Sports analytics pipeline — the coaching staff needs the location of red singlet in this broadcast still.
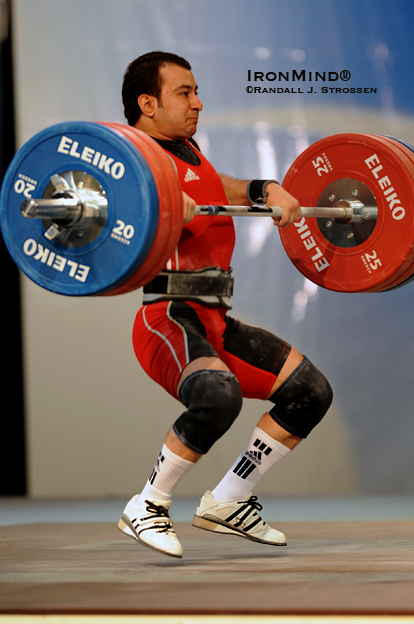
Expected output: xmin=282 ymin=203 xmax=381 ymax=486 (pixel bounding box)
xmin=163 ymin=141 xmax=235 ymax=271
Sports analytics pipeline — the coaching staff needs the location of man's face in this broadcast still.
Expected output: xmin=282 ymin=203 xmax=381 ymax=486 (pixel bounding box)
xmin=150 ymin=63 xmax=203 ymax=140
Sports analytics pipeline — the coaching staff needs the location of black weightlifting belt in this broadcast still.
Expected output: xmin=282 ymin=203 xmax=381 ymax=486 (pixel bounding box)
xmin=142 ymin=267 xmax=234 ymax=309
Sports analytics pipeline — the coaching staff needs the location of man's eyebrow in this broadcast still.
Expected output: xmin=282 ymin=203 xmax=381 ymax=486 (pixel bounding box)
xmin=174 ymin=83 xmax=198 ymax=91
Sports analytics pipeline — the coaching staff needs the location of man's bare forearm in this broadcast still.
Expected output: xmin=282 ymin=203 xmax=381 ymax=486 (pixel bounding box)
xmin=218 ymin=174 xmax=251 ymax=205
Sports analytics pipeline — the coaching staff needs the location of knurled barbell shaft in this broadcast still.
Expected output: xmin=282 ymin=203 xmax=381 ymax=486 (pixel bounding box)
xmin=20 ymin=197 xmax=377 ymax=222
xmin=195 ymin=205 xmax=358 ymax=218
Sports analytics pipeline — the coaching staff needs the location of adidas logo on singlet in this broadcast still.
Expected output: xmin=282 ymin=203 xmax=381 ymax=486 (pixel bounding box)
xmin=184 ymin=168 xmax=200 ymax=182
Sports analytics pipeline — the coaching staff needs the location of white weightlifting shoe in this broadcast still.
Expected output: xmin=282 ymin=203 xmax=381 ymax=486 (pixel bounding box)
xmin=118 ymin=495 xmax=183 ymax=558
xmin=192 ymin=491 xmax=286 ymax=546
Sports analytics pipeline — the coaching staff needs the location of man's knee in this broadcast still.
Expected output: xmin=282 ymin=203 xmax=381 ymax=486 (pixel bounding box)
xmin=268 ymin=357 xmax=333 ymax=438
xmin=174 ymin=369 xmax=243 ymax=454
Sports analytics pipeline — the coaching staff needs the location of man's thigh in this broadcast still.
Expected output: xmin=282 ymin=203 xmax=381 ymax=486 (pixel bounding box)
xmin=221 ymin=316 xmax=295 ymax=400
xmin=133 ymin=301 xmax=220 ymax=398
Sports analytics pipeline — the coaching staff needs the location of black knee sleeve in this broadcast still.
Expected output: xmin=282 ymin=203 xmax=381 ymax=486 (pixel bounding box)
xmin=174 ymin=369 xmax=243 ymax=454
xmin=268 ymin=357 xmax=333 ymax=438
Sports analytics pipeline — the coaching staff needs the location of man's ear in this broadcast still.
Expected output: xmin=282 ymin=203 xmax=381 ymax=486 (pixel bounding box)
xmin=138 ymin=94 xmax=157 ymax=118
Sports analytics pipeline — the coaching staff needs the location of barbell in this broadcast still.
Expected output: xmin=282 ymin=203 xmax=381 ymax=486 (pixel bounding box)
xmin=1 ymin=121 xmax=414 ymax=296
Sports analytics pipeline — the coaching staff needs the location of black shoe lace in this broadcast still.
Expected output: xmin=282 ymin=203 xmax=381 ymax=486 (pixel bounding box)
xmin=142 ymin=500 xmax=174 ymax=534
xmin=236 ymin=495 xmax=266 ymax=527
xmin=240 ymin=495 xmax=263 ymax=512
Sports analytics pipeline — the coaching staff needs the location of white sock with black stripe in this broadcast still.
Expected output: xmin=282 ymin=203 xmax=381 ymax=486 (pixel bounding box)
xmin=211 ymin=427 xmax=291 ymax=503
xmin=137 ymin=444 xmax=194 ymax=503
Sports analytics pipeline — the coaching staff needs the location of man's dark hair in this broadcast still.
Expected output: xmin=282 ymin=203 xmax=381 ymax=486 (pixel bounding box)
xmin=122 ymin=51 xmax=192 ymax=126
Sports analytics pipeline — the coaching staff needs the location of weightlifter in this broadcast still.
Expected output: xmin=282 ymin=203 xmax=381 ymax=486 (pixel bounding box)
xmin=118 ymin=51 xmax=333 ymax=558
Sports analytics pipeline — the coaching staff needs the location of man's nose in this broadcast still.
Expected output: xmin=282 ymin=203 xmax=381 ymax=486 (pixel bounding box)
xmin=191 ymin=94 xmax=203 ymax=110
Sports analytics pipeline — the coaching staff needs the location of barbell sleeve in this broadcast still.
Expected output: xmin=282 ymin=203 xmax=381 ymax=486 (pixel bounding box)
xmin=21 ymin=197 xmax=81 ymax=222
